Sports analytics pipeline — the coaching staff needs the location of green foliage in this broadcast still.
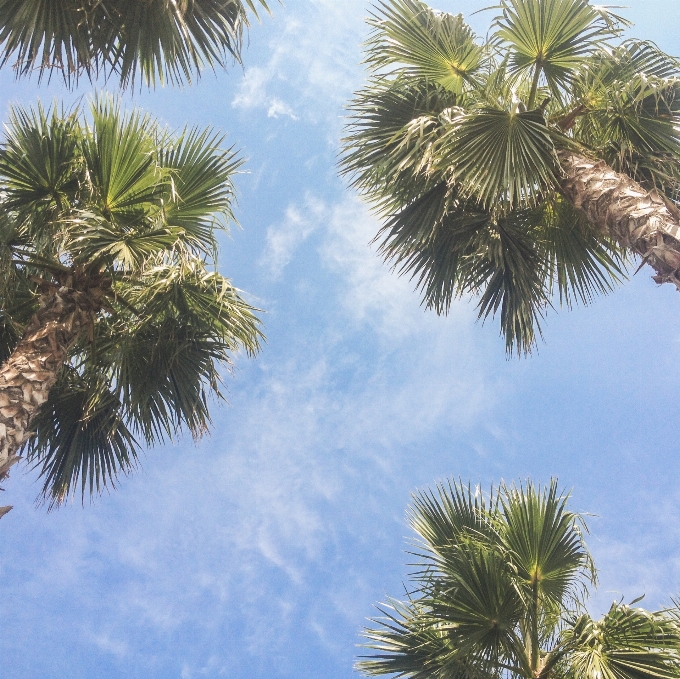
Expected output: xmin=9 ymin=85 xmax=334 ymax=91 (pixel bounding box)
xmin=341 ymin=0 xmax=680 ymax=354
xmin=365 ymin=0 xmax=484 ymax=94
xmin=0 ymin=97 xmax=263 ymax=506
xmin=0 ymin=0 xmax=271 ymax=88
xmin=358 ymin=480 xmax=680 ymax=679
xmin=491 ymin=0 xmax=628 ymax=106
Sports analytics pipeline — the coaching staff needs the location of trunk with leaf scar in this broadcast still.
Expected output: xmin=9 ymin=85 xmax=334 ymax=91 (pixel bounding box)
xmin=0 ymin=273 xmax=107 ymax=517
xmin=559 ymin=151 xmax=680 ymax=289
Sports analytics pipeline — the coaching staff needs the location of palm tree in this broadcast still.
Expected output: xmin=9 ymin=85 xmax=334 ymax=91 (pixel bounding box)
xmin=0 ymin=0 xmax=271 ymax=87
xmin=341 ymin=0 xmax=680 ymax=353
xmin=359 ymin=479 xmax=680 ymax=679
xmin=0 ymin=96 xmax=263 ymax=516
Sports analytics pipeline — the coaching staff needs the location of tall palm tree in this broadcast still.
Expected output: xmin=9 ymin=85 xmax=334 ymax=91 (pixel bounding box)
xmin=0 ymin=0 xmax=271 ymax=87
xmin=342 ymin=0 xmax=680 ymax=353
xmin=0 ymin=97 xmax=263 ymax=516
xmin=359 ymin=479 xmax=680 ymax=679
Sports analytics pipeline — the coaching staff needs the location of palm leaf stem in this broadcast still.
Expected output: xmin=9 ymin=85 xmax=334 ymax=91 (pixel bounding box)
xmin=528 ymin=63 xmax=542 ymax=111
xmin=531 ymin=578 xmax=540 ymax=673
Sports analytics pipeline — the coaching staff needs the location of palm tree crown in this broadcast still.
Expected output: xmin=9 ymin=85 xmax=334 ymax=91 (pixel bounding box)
xmin=0 ymin=97 xmax=263 ymax=507
xmin=0 ymin=0 xmax=271 ymax=87
xmin=359 ymin=479 xmax=680 ymax=679
xmin=341 ymin=0 xmax=680 ymax=353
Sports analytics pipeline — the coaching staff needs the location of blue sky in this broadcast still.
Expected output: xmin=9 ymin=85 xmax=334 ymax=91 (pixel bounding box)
xmin=2 ymin=1 xmax=680 ymax=677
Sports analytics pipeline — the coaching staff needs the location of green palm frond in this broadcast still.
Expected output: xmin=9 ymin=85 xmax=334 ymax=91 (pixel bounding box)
xmin=465 ymin=211 xmax=549 ymax=354
xmin=539 ymin=199 xmax=627 ymax=307
xmin=359 ymin=553 xmax=526 ymax=678
xmin=437 ymin=107 xmax=561 ymax=209
xmin=365 ymin=0 xmax=485 ymax=94
xmin=498 ymin=480 xmax=595 ymax=610
xmin=82 ymin=96 xmax=164 ymax=218
xmin=100 ymin=256 xmax=262 ymax=445
xmin=369 ymin=185 xmax=547 ymax=354
xmin=65 ymin=213 xmax=191 ymax=269
xmin=408 ymin=480 xmax=496 ymax=557
xmin=159 ymin=126 xmax=243 ymax=244
xmin=0 ymin=103 xmax=81 ymax=240
xmin=565 ymin=604 xmax=680 ymax=679
xmin=0 ymin=0 xmax=272 ymax=88
xmin=26 ymin=366 xmax=140 ymax=508
xmin=112 ymin=318 xmax=227 ymax=444
xmin=359 ymin=597 xmax=487 ymax=679
xmin=342 ymin=75 xmax=457 ymax=213
xmin=571 ymin=52 xmax=680 ymax=197
xmin=491 ymin=0 xmax=629 ymax=106
xmin=574 ymin=41 xmax=680 ymax=91
xmin=126 ymin=255 xmax=263 ymax=354
xmin=370 ymin=184 xmax=624 ymax=354
xmin=0 ymin=0 xmax=94 ymax=82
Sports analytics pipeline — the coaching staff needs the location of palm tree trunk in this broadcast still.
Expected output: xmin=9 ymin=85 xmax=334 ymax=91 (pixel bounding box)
xmin=559 ymin=151 xmax=680 ymax=289
xmin=0 ymin=275 xmax=105 ymax=516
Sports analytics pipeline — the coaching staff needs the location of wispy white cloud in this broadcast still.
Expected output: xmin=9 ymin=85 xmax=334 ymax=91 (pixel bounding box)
xmin=231 ymin=2 xmax=367 ymax=130
xmin=259 ymin=194 xmax=326 ymax=278
xmin=231 ymin=66 xmax=270 ymax=110
xmin=267 ymin=98 xmax=298 ymax=119
xmin=231 ymin=66 xmax=299 ymax=120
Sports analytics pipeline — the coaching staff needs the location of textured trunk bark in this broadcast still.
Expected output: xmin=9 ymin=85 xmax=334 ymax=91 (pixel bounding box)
xmin=559 ymin=151 xmax=680 ymax=289
xmin=0 ymin=273 xmax=106 ymax=517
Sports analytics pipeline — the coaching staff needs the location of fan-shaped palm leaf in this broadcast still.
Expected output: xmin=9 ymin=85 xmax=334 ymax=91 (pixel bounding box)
xmin=0 ymin=0 xmax=272 ymax=87
xmin=366 ymin=0 xmax=485 ymax=94
xmin=491 ymin=0 xmax=628 ymax=107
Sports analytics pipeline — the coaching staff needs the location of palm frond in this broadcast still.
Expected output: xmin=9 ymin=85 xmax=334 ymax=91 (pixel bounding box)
xmin=101 ymin=257 xmax=262 ymax=444
xmin=365 ymin=0 xmax=485 ymax=94
xmin=565 ymin=604 xmax=680 ymax=679
xmin=126 ymin=255 xmax=263 ymax=353
xmin=539 ymin=199 xmax=627 ymax=307
xmin=572 ymin=54 xmax=680 ymax=198
xmin=0 ymin=0 xmax=272 ymax=88
xmin=437 ymin=107 xmax=561 ymax=209
xmin=82 ymin=95 xmax=164 ymax=218
xmin=26 ymin=366 xmax=140 ymax=508
xmin=408 ymin=479 xmax=496 ymax=558
xmin=0 ymin=0 xmax=95 ymax=83
xmin=491 ymin=0 xmax=629 ymax=105
xmin=110 ymin=318 xmax=227 ymax=444
xmin=0 ymin=102 xmax=81 ymax=248
xmin=359 ymin=597 xmax=488 ymax=678
xmin=107 ymin=0 xmax=272 ymax=88
xmin=159 ymin=126 xmax=243 ymax=245
xmin=342 ymin=75 xmax=457 ymax=212
xmin=498 ymin=479 xmax=596 ymax=611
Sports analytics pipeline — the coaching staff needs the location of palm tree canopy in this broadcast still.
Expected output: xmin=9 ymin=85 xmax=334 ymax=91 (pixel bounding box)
xmin=0 ymin=0 xmax=271 ymax=87
xmin=0 ymin=97 xmax=263 ymax=506
xmin=358 ymin=479 xmax=680 ymax=679
xmin=341 ymin=0 xmax=680 ymax=353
